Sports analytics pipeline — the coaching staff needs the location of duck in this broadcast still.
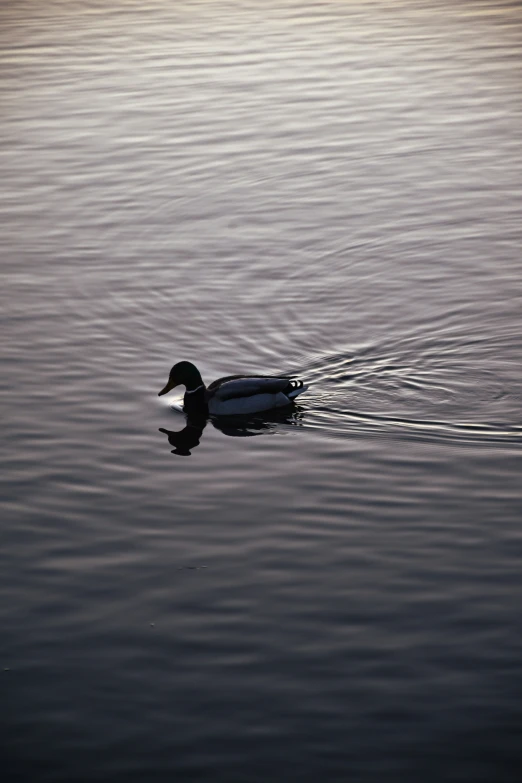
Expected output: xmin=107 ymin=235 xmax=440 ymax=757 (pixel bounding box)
xmin=158 ymin=360 xmax=308 ymax=416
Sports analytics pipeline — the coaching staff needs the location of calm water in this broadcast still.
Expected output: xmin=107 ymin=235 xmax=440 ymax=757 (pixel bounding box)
xmin=2 ymin=1 xmax=522 ymax=780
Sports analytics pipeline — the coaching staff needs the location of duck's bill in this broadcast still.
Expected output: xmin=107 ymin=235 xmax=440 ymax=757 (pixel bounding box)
xmin=158 ymin=380 xmax=177 ymax=396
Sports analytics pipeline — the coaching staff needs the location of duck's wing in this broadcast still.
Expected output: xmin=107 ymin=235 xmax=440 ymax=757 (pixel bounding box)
xmin=207 ymin=375 xmax=293 ymax=402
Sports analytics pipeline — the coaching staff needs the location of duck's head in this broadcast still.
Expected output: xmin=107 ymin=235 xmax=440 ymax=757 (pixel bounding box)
xmin=158 ymin=361 xmax=203 ymax=396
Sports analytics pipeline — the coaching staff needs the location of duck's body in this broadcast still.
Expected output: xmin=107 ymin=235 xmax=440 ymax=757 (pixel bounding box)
xmin=159 ymin=361 xmax=308 ymax=416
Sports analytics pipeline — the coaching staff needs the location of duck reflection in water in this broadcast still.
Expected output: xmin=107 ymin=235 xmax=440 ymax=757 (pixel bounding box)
xmin=159 ymin=407 xmax=305 ymax=456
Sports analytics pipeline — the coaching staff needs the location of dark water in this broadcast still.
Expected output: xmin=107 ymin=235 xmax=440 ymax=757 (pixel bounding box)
xmin=2 ymin=1 xmax=522 ymax=780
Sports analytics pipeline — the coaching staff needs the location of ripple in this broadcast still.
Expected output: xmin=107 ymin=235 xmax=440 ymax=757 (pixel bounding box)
xmin=293 ymin=336 xmax=522 ymax=446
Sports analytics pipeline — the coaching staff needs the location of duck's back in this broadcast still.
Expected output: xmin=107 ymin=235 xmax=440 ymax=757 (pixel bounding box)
xmin=208 ymin=375 xmax=292 ymax=402
xmin=205 ymin=374 xmax=306 ymax=415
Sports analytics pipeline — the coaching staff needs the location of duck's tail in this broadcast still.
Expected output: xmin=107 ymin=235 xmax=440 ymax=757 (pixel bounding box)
xmin=285 ymin=380 xmax=309 ymax=400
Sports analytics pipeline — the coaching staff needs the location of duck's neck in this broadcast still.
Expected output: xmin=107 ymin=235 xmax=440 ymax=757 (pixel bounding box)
xmin=183 ymin=384 xmax=207 ymax=415
xmin=184 ymin=381 xmax=205 ymax=394
xmin=181 ymin=365 xmax=207 ymax=414
xmin=183 ymin=367 xmax=205 ymax=393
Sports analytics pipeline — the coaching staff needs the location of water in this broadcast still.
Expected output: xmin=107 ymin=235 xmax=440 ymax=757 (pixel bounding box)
xmin=1 ymin=1 xmax=522 ymax=780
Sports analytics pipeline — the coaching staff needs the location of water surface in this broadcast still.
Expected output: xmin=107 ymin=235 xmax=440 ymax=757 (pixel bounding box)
xmin=1 ymin=1 xmax=522 ymax=781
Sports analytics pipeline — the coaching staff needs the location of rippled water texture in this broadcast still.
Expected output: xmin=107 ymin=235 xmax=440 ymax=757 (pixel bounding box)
xmin=2 ymin=1 xmax=522 ymax=781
